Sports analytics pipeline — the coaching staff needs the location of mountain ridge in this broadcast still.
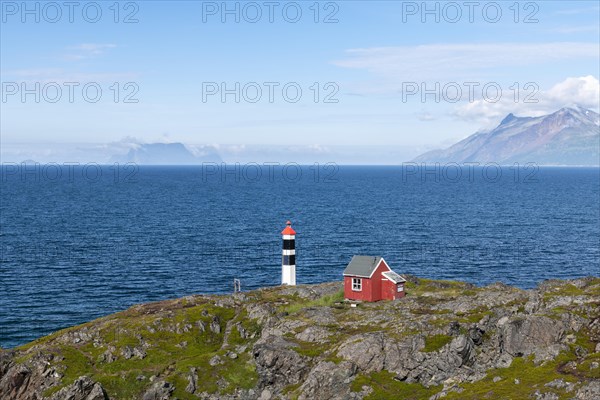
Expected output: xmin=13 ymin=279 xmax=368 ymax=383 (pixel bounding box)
xmin=414 ymin=107 xmax=600 ymax=165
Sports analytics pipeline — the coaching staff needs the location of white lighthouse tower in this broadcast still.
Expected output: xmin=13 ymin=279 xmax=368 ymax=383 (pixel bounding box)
xmin=281 ymin=220 xmax=296 ymax=285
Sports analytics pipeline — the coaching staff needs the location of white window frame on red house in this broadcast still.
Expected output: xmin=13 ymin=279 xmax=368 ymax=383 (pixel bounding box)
xmin=352 ymin=278 xmax=362 ymax=291
xmin=397 ymin=285 xmax=404 ymax=292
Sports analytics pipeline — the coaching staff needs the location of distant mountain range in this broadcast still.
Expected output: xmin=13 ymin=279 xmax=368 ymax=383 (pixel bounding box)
xmin=110 ymin=143 xmax=222 ymax=165
xmin=414 ymin=106 xmax=600 ymax=165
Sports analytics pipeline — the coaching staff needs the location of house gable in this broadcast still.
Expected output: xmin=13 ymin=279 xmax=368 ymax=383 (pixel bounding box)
xmin=343 ymin=256 xmax=391 ymax=279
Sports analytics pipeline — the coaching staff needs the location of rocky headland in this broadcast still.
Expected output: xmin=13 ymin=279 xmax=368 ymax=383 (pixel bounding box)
xmin=1 ymin=276 xmax=599 ymax=400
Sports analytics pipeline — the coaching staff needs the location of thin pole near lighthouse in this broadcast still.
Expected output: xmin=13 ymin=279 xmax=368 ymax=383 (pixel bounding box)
xmin=281 ymin=220 xmax=296 ymax=285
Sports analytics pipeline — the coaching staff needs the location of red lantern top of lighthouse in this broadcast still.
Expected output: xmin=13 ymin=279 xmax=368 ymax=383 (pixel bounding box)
xmin=281 ymin=220 xmax=296 ymax=235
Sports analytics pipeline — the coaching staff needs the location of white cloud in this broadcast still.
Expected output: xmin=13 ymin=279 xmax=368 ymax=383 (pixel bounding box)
xmin=547 ymin=75 xmax=600 ymax=106
xmin=0 ymin=68 xmax=137 ymax=84
xmin=552 ymin=25 xmax=600 ymax=34
xmin=452 ymin=76 xmax=600 ymax=126
xmin=64 ymin=43 xmax=117 ymax=61
xmin=333 ymin=42 xmax=598 ymax=82
xmin=415 ymin=111 xmax=435 ymax=121
xmin=554 ymin=6 xmax=600 ymax=15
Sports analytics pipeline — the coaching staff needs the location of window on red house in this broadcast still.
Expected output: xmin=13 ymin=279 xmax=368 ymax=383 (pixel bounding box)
xmin=352 ymin=278 xmax=362 ymax=291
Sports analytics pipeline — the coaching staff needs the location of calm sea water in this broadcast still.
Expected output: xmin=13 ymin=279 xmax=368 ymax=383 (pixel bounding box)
xmin=1 ymin=165 xmax=599 ymax=348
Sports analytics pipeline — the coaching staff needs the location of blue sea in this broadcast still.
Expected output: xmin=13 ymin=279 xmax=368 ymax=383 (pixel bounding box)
xmin=1 ymin=164 xmax=599 ymax=348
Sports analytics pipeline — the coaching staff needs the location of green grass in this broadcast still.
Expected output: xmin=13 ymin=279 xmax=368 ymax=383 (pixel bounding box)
xmin=456 ymin=307 xmax=493 ymax=324
xmin=422 ymin=334 xmax=453 ymax=353
xmin=281 ymin=290 xmax=345 ymax=314
xmin=351 ymin=370 xmax=442 ymax=399
xmin=543 ymin=284 xmax=585 ymax=299
xmin=406 ymin=278 xmax=478 ymax=297
xmin=584 ymin=279 xmax=600 ymax=296
xmin=36 ymin=301 xmax=259 ymax=399
xmin=444 ymin=354 xmax=581 ymax=400
xmin=576 ymin=353 xmax=600 ymax=379
xmin=282 ymin=382 xmax=302 ymax=400
xmin=290 ymin=339 xmax=330 ymax=358
xmin=227 ymin=309 xmax=261 ymax=347
xmin=411 ymin=308 xmax=452 ymax=315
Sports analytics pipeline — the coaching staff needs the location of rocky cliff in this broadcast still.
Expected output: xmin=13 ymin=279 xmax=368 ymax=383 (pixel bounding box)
xmin=1 ymin=276 xmax=599 ymax=400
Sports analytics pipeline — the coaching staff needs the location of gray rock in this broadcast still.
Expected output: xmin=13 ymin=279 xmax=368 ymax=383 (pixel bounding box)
xmin=296 ymin=326 xmax=331 ymax=343
xmin=337 ymin=332 xmax=386 ymax=372
xmin=337 ymin=331 xmax=478 ymax=387
xmin=49 ymin=376 xmax=108 ymax=400
xmin=236 ymin=323 xmax=248 ymax=339
xmin=142 ymin=380 xmax=174 ymax=400
xmin=533 ymin=391 xmax=558 ymax=400
xmin=0 ymin=363 xmax=31 ymax=399
xmin=98 ymin=349 xmax=116 ymax=363
xmin=253 ymin=335 xmax=308 ymax=389
xmin=245 ymin=303 xmax=276 ymax=324
xmin=448 ymin=321 xmax=461 ymax=336
xmin=495 ymin=353 xmax=513 ymax=369
xmin=210 ymin=316 xmax=222 ymax=334
xmin=544 ymin=378 xmax=575 ymax=393
xmin=209 ymin=355 xmax=223 ymax=366
xmin=499 ymin=316 xmax=566 ymax=361
xmin=121 ymin=346 xmax=134 ymax=359
xmin=186 ymin=367 xmax=197 ymax=393
xmin=301 ymin=307 xmax=338 ymax=325
xmin=575 ymin=380 xmax=600 ymax=400
xmin=468 ymin=327 xmax=484 ymax=346
xmin=258 ymin=388 xmax=272 ymax=400
xmin=133 ymin=347 xmax=147 ymax=359
xmin=449 ymin=335 xmax=475 ymax=367
xmin=298 ymin=361 xmax=357 ymax=400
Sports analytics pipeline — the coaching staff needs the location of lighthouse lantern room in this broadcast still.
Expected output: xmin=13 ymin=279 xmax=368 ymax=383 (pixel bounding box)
xmin=281 ymin=220 xmax=296 ymax=285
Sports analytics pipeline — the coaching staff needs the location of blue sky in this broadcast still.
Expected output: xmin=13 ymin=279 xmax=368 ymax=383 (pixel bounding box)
xmin=1 ymin=1 xmax=599 ymax=162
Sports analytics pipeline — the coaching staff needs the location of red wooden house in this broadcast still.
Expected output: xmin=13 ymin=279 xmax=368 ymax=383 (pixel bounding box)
xmin=343 ymin=256 xmax=406 ymax=302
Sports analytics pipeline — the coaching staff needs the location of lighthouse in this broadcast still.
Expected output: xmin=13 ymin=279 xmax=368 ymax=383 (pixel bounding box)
xmin=281 ymin=220 xmax=296 ymax=285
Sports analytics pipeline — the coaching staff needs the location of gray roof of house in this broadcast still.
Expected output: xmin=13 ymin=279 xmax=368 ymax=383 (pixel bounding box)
xmin=343 ymin=255 xmax=383 ymax=277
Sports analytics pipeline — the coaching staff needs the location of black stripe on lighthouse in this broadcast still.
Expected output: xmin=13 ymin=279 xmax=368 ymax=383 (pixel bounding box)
xmin=283 ymin=239 xmax=295 ymax=250
xmin=282 ymin=254 xmax=296 ymax=265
